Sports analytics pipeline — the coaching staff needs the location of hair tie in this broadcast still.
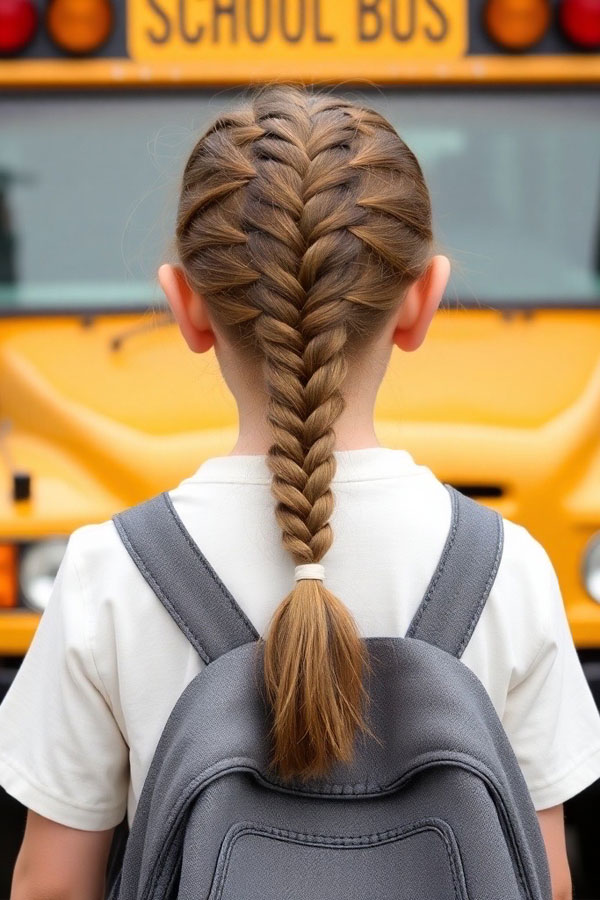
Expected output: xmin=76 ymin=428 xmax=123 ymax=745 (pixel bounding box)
xmin=295 ymin=563 xmax=325 ymax=582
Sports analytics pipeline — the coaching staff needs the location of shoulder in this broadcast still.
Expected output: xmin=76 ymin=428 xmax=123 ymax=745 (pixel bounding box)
xmin=65 ymin=508 xmax=165 ymax=605
xmin=66 ymin=515 xmax=134 ymax=577
xmin=25 ymin=518 xmax=130 ymax=650
xmin=495 ymin=515 xmax=578 ymax=676
xmin=498 ymin=515 xmax=557 ymax=593
xmin=62 ymin=510 xmax=199 ymax=711
xmin=461 ymin=509 xmax=561 ymax=696
xmin=62 ymin=514 xmax=166 ymax=649
xmin=496 ymin=514 xmax=559 ymax=639
xmin=55 ymin=517 xmax=139 ymax=651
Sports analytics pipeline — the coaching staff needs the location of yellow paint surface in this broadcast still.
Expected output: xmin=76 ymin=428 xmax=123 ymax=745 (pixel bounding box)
xmin=0 ymin=306 xmax=599 ymax=654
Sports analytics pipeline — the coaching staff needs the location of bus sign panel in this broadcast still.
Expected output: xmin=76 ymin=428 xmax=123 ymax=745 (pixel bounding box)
xmin=128 ymin=0 xmax=467 ymax=63
xmin=1 ymin=0 xmax=599 ymax=84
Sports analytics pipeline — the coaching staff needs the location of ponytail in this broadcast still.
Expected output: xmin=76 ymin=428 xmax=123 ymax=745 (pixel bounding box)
xmin=262 ymin=512 xmax=374 ymax=781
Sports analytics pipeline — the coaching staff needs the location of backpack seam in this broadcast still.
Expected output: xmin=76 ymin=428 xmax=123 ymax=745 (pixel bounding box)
xmin=142 ymin=754 xmax=530 ymax=900
xmin=456 ymin=510 xmax=504 ymax=658
xmin=161 ymin=491 xmax=259 ymax=644
xmin=112 ymin=514 xmax=212 ymax=665
xmin=405 ymin=484 xmax=459 ymax=637
xmin=209 ymin=819 xmax=467 ymax=900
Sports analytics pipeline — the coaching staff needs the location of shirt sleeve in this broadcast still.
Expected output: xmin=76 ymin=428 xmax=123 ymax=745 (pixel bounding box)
xmin=0 ymin=529 xmax=130 ymax=830
xmin=501 ymin=537 xmax=600 ymax=811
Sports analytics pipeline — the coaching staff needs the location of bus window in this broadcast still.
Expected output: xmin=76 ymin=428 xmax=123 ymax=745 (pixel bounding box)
xmin=0 ymin=89 xmax=598 ymax=313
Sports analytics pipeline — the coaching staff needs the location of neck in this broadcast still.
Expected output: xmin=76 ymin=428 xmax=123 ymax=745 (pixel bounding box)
xmin=227 ymin=400 xmax=382 ymax=456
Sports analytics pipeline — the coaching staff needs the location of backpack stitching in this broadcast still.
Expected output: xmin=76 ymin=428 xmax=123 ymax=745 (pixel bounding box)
xmin=161 ymin=491 xmax=259 ymax=643
xmin=455 ymin=511 xmax=504 ymax=658
xmin=405 ymin=485 xmax=460 ymax=637
xmin=143 ymin=755 xmax=526 ymax=900
xmin=112 ymin=514 xmax=212 ymax=665
xmin=210 ymin=820 xmax=466 ymax=900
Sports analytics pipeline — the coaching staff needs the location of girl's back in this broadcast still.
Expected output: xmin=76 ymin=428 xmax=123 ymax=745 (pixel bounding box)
xmin=1 ymin=446 xmax=598 ymax=831
xmin=0 ymin=83 xmax=599 ymax=899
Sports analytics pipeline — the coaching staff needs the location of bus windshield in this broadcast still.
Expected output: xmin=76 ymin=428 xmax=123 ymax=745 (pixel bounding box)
xmin=1 ymin=88 xmax=599 ymax=311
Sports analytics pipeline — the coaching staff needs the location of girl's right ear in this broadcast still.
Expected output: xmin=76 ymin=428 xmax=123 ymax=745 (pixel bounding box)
xmin=158 ymin=264 xmax=215 ymax=353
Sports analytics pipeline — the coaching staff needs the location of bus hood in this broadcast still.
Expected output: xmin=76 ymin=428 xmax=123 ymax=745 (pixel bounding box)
xmin=0 ymin=307 xmax=599 ymax=512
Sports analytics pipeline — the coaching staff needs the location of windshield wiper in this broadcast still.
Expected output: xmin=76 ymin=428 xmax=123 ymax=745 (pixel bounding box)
xmin=108 ymin=308 xmax=175 ymax=351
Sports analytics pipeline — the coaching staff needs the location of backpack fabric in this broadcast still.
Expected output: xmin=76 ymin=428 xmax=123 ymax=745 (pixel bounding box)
xmin=105 ymin=483 xmax=552 ymax=900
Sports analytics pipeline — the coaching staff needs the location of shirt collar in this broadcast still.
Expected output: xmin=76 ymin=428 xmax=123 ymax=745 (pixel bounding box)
xmin=187 ymin=446 xmax=421 ymax=484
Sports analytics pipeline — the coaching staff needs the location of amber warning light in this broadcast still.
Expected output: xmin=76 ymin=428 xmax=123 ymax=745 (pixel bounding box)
xmin=483 ymin=0 xmax=552 ymax=49
xmin=46 ymin=0 xmax=114 ymax=54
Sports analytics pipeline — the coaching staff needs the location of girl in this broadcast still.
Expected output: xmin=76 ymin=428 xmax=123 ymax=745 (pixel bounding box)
xmin=1 ymin=83 xmax=600 ymax=900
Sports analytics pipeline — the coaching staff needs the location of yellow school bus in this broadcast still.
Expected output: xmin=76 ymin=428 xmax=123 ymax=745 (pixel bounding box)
xmin=0 ymin=0 xmax=599 ymax=890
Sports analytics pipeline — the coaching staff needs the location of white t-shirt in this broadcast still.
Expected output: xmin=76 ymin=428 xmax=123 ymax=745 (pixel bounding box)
xmin=1 ymin=447 xmax=600 ymax=831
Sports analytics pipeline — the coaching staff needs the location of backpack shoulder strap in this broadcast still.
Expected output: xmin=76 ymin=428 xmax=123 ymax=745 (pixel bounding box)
xmin=405 ymin=484 xmax=504 ymax=659
xmin=113 ymin=484 xmax=503 ymax=666
xmin=112 ymin=491 xmax=259 ymax=665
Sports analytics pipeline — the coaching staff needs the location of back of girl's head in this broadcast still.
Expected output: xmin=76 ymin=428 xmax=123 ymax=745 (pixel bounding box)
xmin=175 ymin=83 xmax=434 ymax=782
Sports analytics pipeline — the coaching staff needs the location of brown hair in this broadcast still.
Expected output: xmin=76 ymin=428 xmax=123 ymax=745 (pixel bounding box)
xmin=175 ymin=84 xmax=434 ymax=782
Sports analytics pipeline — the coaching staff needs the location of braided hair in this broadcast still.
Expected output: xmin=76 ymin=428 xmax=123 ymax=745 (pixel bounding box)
xmin=175 ymin=84 xmax=434 ymax=782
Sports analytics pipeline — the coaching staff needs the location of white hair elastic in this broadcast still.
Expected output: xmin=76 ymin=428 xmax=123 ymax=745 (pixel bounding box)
xmin=294 ymin=563 xmax=325 ymax=582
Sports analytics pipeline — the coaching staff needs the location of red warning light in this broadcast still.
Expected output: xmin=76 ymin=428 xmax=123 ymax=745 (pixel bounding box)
xmin=0 ymin=0 xmax=38 ymax=55
xmin=559 ymin=0 xmax=600 ymax=48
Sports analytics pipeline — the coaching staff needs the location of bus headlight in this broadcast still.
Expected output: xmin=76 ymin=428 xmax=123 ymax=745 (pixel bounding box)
xmin=19 ymin=539 xmax=68 ymax=612
xmin=583 ymin=534 xmax=600 ymax=604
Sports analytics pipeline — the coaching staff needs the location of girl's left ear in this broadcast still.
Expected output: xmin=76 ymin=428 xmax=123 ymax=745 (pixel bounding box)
xmin=158 ymin=264 xmax=215 ymax=353
xmin=393 ymin=254 xmax=451 ymax=352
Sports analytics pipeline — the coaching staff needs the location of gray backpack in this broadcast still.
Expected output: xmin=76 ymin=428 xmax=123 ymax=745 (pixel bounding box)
xmin=105 ymin=483 xmax=552 ymax=900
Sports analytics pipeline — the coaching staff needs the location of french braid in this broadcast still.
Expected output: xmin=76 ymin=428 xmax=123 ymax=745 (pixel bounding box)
xmin=175 ymin=84 xmax=434 ymax=781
